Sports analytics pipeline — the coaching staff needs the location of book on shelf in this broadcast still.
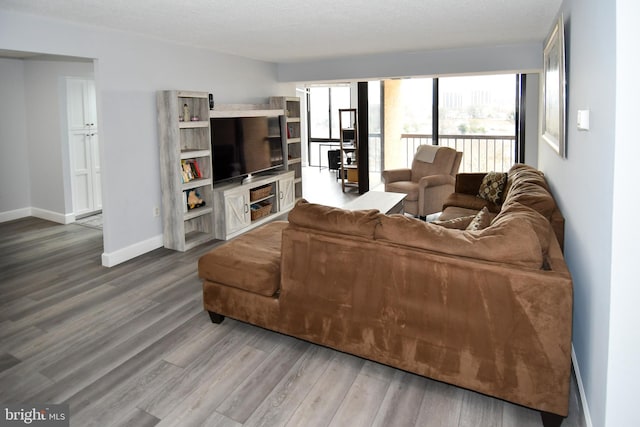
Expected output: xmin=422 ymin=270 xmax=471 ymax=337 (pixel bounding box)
xmin=180 ymin=159 xmax=203 ymax=183
xmin=181 ymin=160 xmax=194 ymax=182
xmin=191 ymin=160 xmax=202 ymax=178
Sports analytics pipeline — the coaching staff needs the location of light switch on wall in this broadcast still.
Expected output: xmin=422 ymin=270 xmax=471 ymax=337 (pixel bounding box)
xmin=577 ymin=109 xmax=590 ymax=131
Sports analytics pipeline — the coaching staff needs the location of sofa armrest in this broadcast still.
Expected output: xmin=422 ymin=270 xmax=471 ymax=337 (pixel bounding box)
xmin=382 ymin=168 xmax=412 ymax=184
xmin=417 ymin=175 xmax=456 ymax=216
xmin=418 ymin=174 xmax=455 ymax=188
xmin=454 ymin=173 xmax=487 ymax=195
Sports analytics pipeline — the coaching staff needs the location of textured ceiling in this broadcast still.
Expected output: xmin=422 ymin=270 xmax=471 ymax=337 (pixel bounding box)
xmin=0 ymin=0 xmax=562 ymax=63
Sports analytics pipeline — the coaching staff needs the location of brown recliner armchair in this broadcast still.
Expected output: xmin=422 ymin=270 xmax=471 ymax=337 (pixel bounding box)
xmin=382 ymin=145 xmax=463 ymax=217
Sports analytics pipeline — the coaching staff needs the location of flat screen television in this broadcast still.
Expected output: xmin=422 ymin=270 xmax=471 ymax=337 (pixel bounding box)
xmin=210 ymin=116 xmax=284 ymax=183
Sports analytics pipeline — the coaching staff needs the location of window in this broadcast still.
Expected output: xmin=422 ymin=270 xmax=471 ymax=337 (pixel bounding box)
xmin=400 ymin=78 xmax=433 ymax=134
xmin=309 ymin=87 xmax=329 ymax=139
xmin=391 ymin=74 xmax=518 ymax=172
xmin=438 ymin=75 xmax=515 ymax=136
xmin=307 ymin=85 xmax=352 ymax=166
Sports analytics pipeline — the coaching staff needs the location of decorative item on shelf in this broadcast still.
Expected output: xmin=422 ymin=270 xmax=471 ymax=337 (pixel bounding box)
xmin=186 ymin=189 xmax=206 ymax=210
xmin=183 ymin=103 xmax=190 ymax=122
xmin=209 ymin=93 xmax=214 ymax=110
xmin=191 ymin=115 xmax=200 ymax=121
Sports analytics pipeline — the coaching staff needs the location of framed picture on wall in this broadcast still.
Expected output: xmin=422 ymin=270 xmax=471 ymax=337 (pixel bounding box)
xmin=542 ymin=14 xmax=567 ymax=158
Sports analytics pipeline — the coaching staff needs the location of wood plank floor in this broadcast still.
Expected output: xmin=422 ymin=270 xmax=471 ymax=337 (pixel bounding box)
xmin=0 ymin=215 xmax=586 ymax=427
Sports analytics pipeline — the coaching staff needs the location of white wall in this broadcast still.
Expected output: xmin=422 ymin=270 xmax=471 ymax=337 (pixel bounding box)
xmin=0 ymin=58 xmax=30 ymax=220
xmin=606 ymin=1 xmax=640 ymax=426
xmin=0 ymin=10 xmax=292 ymax=265
xmin=537 ymin=0 xmax=617 ymax=426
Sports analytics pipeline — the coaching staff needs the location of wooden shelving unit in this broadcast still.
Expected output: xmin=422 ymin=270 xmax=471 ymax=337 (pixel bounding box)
xmin=270 ymin=96 xmax=303 ymax=200
xmin=339 ymin=108 xmax=359 ymax=192
xmin=157 ymin=90 xmax=214 ymax=251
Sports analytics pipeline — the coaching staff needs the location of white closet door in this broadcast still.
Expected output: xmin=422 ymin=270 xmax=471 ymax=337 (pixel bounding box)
xmin=67 ymin=79 xmax=91 ymax=130
xmin=70 ymin=131 xmax=93 ymax=215
xmin=67 ymin=78 xmax=101 ymax=217
xmin=86 ymin=80 xmax=97 ymax=128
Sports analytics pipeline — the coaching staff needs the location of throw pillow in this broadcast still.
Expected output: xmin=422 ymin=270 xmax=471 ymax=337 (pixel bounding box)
xmin=466 ymin=207 xmax=491 ymax=231
xmin=432 ymin=215 xmax=475 ymax=230
xmin=478 ymin=172 xmax=508 ymax=204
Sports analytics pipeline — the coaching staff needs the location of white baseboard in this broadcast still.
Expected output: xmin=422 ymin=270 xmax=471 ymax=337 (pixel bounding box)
xmin=572 ymin=345 xmax=594 ymax=427
xmin=101 ymin=234 xmax=163 ymax=268
xmin=0 ymin=207 xmax=32 ymax=223
xmin=31 ymin=207 xmax=75 ymax=224
xmin=0 ymin=207 xmax=74 ymax=224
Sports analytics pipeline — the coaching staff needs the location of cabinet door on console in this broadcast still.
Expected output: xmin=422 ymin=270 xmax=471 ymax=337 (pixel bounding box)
xmin=279 ymin=175 xmax=295 ymax=212
xmin=225 ymin=190 xmax=250 ymax=235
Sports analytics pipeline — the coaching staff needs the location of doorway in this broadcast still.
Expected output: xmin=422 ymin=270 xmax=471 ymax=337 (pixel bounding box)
xmin=0 ymin=50 xmax=103 ymax=235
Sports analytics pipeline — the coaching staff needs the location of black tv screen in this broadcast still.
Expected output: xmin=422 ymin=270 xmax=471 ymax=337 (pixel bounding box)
xmin=210 ymin=116 xmax=283 ymax=183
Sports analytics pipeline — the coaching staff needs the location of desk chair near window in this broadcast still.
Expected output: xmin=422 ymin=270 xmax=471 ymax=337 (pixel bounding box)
xmin=382 ymin=145 xmax=463 ymax=218
xmin=327 ymin=149 xmax=342 ymax=180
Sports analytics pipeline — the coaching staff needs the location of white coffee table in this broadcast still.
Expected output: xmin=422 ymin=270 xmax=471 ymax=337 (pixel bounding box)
xmin=343 ymin=191 xmax=406 ymax=214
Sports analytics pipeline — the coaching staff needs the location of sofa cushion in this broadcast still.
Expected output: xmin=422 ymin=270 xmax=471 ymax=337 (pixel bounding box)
xmin=505 ymin=164 xmax=550 ymax=196
xmin=432 ymin=215 xmax=476 ymax=229
xmin=478 ymin=172 xmax=508 ymax=204
xmin=198 ymin=221 xmax=288 ymax=297
xmin=442 ymin=192 xmax=500 ymax=214
xmin=375 ymin=214 xmax=544 ymax=269
xmin=492 ymin=201 xmax=552 ymax=255
xmin=288 ymin=199 xmax=381 ymax=239
xmin=508 ymin=164 xmax=550 ymax=189
xmin=466 ymin=207 xmax=491 ymax=231
xmin=503 ymin=181 xmax=556 ymax=220
xmin=437 ymin=206 xmax=481 ymax=221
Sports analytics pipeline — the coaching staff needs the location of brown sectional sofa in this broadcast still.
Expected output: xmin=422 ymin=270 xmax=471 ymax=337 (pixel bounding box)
xmin=199 ymin=164 xmax=573 ymax=426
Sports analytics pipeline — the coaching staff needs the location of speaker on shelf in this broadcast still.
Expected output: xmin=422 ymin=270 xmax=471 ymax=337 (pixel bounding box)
xmin=209 ymin=93 xmax=214 ymax=110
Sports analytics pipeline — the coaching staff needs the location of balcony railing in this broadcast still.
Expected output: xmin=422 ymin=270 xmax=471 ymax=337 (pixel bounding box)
xmin=311 ymin=133 xmax=515 ymax=174
xmin=401 ymin=134 xmax=516 ymax=173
